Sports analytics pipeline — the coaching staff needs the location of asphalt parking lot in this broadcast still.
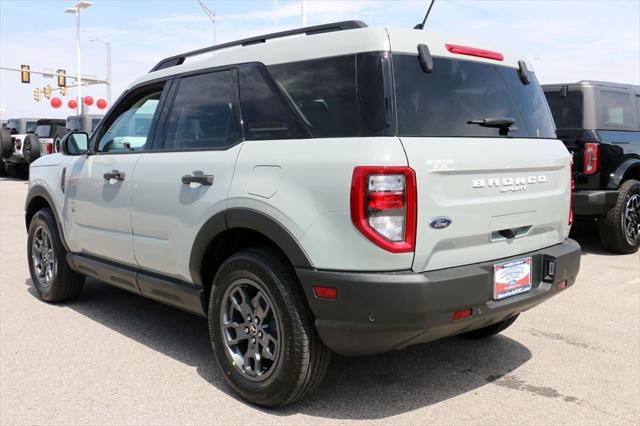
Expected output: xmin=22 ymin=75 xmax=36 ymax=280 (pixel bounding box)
xmin=0 ymin=177 xmax=638 ymax=425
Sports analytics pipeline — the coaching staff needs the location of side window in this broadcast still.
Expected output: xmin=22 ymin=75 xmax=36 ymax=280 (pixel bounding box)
xmin=163 ymin=70 xmax=242 ymax=150
xmin=97 ymin=86 xmax=163 ymax=153
xmin=269 ymin=56 xmax=357 ymax=138
xmin=599 ymin=90 xmax=635 ymax=129
xmin=239 ymin=64 xmax=309 ymax=141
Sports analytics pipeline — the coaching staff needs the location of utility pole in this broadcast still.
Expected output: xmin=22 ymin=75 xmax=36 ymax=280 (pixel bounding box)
xmin=91 ymin=39 xmax=112 ymax=104
xmin=196 ymin=0 xmax=216 ymax=45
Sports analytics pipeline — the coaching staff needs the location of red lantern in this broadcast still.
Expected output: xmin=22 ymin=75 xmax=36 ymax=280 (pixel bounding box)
xmin=50 ymin=97 xmax=62 ymax=108
xmin=83 ymin=96 xmax=94 ymax=106
xmin=68 ymin=99 xmax=78 ymax=109
xmin=96 ymin=98 xmax=107 ymax=110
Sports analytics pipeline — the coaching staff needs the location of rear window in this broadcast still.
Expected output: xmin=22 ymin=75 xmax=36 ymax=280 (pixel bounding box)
xmin=394 ymin=55 xmax=556 ymax=138
xmin=34 ymin=125 xmax=51 ymax=138
xmin=26 ymin=121 xmax=37 ymax=133
xmin=544 ymin=89 xmax=583 ymax=129
xmin=599 ymin=90 xmax=636 ymax=130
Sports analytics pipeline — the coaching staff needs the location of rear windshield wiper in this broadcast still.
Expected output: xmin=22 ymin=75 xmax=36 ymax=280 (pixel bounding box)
xmin=467 ymin=117 xmax=517 ymax=136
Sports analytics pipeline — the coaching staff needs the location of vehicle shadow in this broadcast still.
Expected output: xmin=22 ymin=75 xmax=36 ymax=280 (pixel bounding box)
xmin=569 ymin=219 xmax=615 ymax=256
xmin=25 ymin=278 xmax=532 ymax=420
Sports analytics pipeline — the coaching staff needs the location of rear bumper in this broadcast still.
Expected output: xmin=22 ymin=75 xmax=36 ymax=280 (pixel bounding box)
xmin=4 ymin=154 xmax=26 ymax=164
xmin=297 ymin=239 xmax=581 ymax=356
xmin=573 ymin=190 xmax=618 ymax=215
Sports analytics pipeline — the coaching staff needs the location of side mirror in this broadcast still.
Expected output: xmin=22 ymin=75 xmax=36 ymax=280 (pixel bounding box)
xmin=61 ymin=131 xmax=89 ymax=156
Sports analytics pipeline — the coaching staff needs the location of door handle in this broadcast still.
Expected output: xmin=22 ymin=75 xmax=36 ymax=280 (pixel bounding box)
xmin=182 ymin=171 xmax=214 ymax=186
xmin=103 ymin=170 xmax=125 ymax=181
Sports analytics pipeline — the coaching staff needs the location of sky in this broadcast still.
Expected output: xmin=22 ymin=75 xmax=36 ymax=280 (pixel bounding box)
xmin=1 ymin=0 xmax=639 ymax=119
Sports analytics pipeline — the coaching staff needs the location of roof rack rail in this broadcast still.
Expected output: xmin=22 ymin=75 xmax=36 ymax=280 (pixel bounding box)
xmin=149 ymin=20 xmax=368 ymax=73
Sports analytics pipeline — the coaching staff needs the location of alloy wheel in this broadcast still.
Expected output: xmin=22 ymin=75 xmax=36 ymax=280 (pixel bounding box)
xmin=623 ymin=194 xmax=640 ymax=244
xmin=220 ymin=278 xmax=281 ymax=382
xmin=32 ymin=226 xmax=56 ymax=287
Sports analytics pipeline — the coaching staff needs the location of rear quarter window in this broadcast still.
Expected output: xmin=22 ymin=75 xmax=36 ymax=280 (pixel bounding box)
xmin=599 ymin=90 xmax=637 ymax=130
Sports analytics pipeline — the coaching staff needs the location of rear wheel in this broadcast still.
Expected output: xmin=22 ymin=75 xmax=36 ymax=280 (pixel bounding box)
xmin=599 ymin=179 xmax=640 ymax=254
xmin=27 ymin=208 xmax=85 ymax=302
xmin=208 ymin=247 xmax=330 ymax=407
xmin=459 ymin=315 xmax=519 ymax=339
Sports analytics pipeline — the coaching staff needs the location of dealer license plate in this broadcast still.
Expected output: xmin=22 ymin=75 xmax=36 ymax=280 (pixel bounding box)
xmin=493 ymin=257 xmax=532 ymax=300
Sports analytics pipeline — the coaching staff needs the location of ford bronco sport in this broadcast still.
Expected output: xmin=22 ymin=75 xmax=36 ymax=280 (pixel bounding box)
xmin=543 ymin=81 xmax=640 ymax=253
xmin=26 ymin=21 xmax=580 ymax=406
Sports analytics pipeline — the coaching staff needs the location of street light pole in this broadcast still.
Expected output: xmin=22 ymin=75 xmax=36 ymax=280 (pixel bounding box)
xmin=64 ymin=1 xmax=92 ymax=114
xmin=91 ymin=39 xmax=112 ymax=104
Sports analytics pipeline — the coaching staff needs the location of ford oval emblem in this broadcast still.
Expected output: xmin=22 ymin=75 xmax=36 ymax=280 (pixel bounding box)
xmin=429 ymin=216 xmax=452 ymax=230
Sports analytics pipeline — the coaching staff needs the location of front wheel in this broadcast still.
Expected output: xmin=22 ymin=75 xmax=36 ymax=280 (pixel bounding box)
xmin=27 ymin=208 xmax=85 ymax=302
xmin=208 ymin=247 xmax=330 ymax=407
xmin=599 ymin=179 xmax=640 ymax=254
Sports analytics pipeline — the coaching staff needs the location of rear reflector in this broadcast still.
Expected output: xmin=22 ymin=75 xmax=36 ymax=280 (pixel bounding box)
xmin=445 ymin=43 xmax=504 ymax=61
xmin=452 ymin=309 xmax=473 ymax=321
xmin=313 ymin=286 xmax=337 ymax=300
xmin=557 ymin=280 xmax=568 ymax=290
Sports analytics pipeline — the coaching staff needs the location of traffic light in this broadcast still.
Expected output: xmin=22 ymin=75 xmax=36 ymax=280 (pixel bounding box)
xmin=21 ymin=65 xmax=30 ymax=83
xmin=43 ymin=85 xmax=52 ymax=99
xmin=60 ymin=86 xmax=67 ymax=96
xmin=57 ymin=69 xmax=66 ymax=87
xmin=33 ymin=88 xmax=40 ymax=102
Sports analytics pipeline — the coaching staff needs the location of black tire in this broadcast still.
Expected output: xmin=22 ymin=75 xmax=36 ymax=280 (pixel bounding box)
xmin=23 ymin=134 xmax=41 ymax=164
xmin=459 ymin=314 xmax=519 ymax=339
xmin=208 ymin=247 xmax=330 ymax=407
xmin=598 ymin=179 xmax=640 ymax=254
xmin=0 ymin=128 xmax=12 ymax=159
xmin=27 ymin=208 xmax=84 ymax=302
xmin=0 ymin=161 xmax=6 ymax=177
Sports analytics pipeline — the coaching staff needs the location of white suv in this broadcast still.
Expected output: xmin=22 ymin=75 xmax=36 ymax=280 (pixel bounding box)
xmin=25 ymin=21 xmax=581 ymax=407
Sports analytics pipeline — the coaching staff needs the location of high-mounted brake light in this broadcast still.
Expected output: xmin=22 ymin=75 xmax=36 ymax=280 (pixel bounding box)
xmin=445 ymin=43 xmax=504 ymax=61
xmin=351 ymin=166 xmax=417 ymax=253
xmin=583 ymin=143 xmax=599 ymax=175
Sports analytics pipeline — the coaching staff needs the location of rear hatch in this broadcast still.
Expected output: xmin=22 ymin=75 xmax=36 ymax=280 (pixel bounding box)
xmin=391 ymin=48 xmax=572 ymax=272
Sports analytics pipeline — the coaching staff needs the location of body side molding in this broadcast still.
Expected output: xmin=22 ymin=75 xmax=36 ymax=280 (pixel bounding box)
xmin=188 ymin=208 xmax=314 ymax=287
xmin=25 ymin=185 xmax=70 ymax=252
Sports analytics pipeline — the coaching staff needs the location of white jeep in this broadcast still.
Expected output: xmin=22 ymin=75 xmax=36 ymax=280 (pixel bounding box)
xmin=25 ymin=21 xmax=581 ymax=406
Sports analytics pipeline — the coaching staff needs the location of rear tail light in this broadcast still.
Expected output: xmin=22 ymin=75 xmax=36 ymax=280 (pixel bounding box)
xmin=445 ymin=43 xmax=504 ymax=61
xmin=583 ymin=143 xmax=599 ymax=175
xmin=569 ymin=161 xmax=574 ymax=225
xmin=45 ymin=143 xmax=53 ymax=154
xmin=13 ymin=138 xmax=21 ymax=150
xmin=350 ymin=166 xmax=417 ymax=253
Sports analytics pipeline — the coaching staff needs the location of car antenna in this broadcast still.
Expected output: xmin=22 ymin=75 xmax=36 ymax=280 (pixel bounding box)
xmin=414 ymin=0 xmax=435 ymax=30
